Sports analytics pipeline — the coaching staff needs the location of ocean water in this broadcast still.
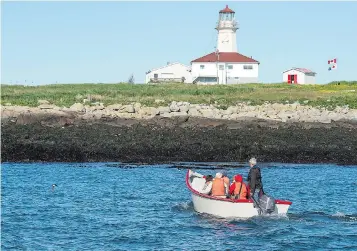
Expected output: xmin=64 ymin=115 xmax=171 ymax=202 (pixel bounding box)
xmin=1 ymin=162 xmax=357 ymax=251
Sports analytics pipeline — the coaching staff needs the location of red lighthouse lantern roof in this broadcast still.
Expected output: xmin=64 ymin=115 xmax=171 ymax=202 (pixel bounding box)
xmin=219 ymin=5 xmax=235 ymax=13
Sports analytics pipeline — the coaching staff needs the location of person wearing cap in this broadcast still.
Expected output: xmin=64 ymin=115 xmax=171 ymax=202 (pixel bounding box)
xmin=211 ymin=172 xmax=228 ymax=198
xmin=229 ymin=174 xmax=248 ymax=199
xmin=247 ymin=157 xmax=264 ymax=199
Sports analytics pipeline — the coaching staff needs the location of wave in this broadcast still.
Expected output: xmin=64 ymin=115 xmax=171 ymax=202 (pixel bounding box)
xmin=171 ymin=201 xmax=194 ymax=212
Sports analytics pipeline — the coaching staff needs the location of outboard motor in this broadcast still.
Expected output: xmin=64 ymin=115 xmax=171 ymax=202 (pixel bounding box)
xmin=258 ymin=194 xmax=276 ymax=215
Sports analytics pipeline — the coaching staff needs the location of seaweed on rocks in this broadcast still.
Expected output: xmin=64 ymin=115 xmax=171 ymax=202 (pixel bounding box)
xmin=1 ymin=115 xmax=357 ymax=164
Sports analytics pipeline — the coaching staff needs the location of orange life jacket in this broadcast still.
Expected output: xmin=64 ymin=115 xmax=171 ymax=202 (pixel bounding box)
xmin=211 ymin=178 xmax=226 ymax=196
xmin=233 ymin=182 xmax=248 ymax=199
xmin=223 ymin=176 xmax=230 ymax=187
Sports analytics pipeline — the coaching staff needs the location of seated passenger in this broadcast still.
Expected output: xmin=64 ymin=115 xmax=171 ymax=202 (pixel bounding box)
xmin=189 ymin=170 xmax=213 ymax=195
xmin=189 ymin=170 xmax=206 ymax=191
xmin=200 ymin=175 xmax=213 ymax=195
xmin=222 ymin=171 xmax=230 ymax=192
xmin=229 ymin=174 xmax=248 ymax=199
xmin=211 ymin=172 xmax=228 ymax=198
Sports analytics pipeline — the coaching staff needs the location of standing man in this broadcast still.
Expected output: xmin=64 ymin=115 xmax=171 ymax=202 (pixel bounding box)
xmin=247 ymin=157 xmax=264 ymax=199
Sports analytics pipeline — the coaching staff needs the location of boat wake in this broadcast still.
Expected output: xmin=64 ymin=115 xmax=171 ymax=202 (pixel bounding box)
xmin=288 ymin=211 xmax=357 ymax=222
xmin=171 ymin=201 xmax=194 ymax=212
xmin=174 ymin=202 xmax=357 ymax=224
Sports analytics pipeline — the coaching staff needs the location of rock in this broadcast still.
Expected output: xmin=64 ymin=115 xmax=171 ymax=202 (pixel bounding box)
xmin=169 ymin=101 xmax=180 ymax=112
xmin=188 ymin=108 xmax=201 ymax=117
xmin=157 ymin=106 xmax=170 ymax=114
xmin=106 ymin=104 xmax=122 ymax=111
xmin=139 ymin=107 xmax=159 ymax=117
xmin=318 ymin=117 xmax=332 ymax=123
xmin=226 ymin=106 xmax=238 ymax=114
xmin=214 ymin=113 xmax=223 ymax=119
xmin=16 ymin=113 xmax=38 ymax=125
xmin=58 ymin=117 xmax=74 ymax=126
xmin=133 ymin=103 xmax=142 ymax=111
xmin=69 ymin=103 xmax=85 ymax=112
xmin=38 ymin=104 xmax=57 ymax=110
xmin=115 ymin=112 xmax=136 ymax=118
xmin=179 ymin=104 xmax=190 ymax=113
xmin=328 ymin=112 xmax=343 ymax=122
xmin=161 ymin=112 xmax=173 ymax=118
xmin=170 ymin=111 xmax=189 ymax=117
xmin=122 ymin=104 xmax=135 ymax=113
xmin=1 ymin=109 xmax=17 ymax=119
xmin=200 ymin=109 xmax=215 ymax=118
xmin=38 ymin=99 xmax=50 ymax=105
xmin=229 ymin=113 xmax=241 ymax=120
xmin=244 ymin=111 xmax=256 ymax=118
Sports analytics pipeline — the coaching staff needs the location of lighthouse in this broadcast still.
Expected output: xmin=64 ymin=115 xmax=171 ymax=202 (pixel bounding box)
xmin=216 ymin=5 xmax=239 ymax=53
xmin=190 ymin=5 xmax=260 ymax=85
xmin=145 ymin=5 xmax=260 ymax=85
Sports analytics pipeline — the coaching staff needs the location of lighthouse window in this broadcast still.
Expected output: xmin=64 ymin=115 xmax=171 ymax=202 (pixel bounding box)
xmin=200 ymin=65 xmax=205 ymax=69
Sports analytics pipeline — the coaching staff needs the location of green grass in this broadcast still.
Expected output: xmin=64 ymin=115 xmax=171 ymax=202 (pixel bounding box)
xmin=1 ymin=81 xmax=357 ymax=109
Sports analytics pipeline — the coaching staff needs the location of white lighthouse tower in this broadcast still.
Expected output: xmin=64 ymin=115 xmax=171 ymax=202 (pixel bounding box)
xmin=215 ymin=5 xmax=239 ymax=53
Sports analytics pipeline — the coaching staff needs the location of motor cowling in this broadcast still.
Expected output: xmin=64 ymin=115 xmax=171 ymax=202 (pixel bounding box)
xmin=258 ymin=194 xmax=276 ymax=214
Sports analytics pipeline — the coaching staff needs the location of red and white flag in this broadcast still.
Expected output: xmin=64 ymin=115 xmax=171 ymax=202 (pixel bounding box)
xmin=328 ymin=58 xmax=337 ymax=64
xmin=328 ymin=58 xmax=337 ymax=71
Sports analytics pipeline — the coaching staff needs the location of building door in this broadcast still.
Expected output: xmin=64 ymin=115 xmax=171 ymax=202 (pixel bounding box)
xmin=288 ymin=74 xmax=298 ymax=84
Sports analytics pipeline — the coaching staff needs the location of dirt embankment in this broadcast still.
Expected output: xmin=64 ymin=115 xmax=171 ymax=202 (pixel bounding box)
xmin=1 ymin=113 xmax=357 ymax=164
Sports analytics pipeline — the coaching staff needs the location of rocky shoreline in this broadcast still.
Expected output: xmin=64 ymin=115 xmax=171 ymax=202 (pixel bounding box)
xmin=1 ymin=101 xmax=357 ymax=164
xmin=2 ymin=99 xmax=357 ymax=124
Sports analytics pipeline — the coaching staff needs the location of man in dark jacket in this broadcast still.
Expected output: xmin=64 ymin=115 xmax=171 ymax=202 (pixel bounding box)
xmin=247 ymin=157 xmax=264 ymax=199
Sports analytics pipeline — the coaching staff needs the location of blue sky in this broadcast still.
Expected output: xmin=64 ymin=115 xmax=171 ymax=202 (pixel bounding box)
xmin=2 ymin=1 xmax=357 ymax=85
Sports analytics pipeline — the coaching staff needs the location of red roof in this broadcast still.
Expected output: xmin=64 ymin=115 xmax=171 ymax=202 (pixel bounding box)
xmin=283 ymin=67 xmax=316 ymax=74
xmin=191 ymin=52 xmax=259 ymax=63
xmin=294 ymin=68 xmax=315 ymax=74
xmin=220 ymin=5 xmax=235 ymax=13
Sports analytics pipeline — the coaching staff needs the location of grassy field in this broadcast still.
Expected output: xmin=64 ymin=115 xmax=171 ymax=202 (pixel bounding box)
xmin=1 ymin=81 xmax=357 ymax=109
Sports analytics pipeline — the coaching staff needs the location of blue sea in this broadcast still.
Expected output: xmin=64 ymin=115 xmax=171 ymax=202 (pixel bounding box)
xmin=1 ymin=162 xmax=357 ymax=250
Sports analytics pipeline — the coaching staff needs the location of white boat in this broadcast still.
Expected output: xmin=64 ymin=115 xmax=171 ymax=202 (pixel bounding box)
xmin=186 ymin=170 xmax=292 ymax=218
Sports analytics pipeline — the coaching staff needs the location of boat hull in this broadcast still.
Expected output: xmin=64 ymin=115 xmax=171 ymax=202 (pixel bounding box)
xmin=186 ymin=170 xmax=292 ymax=219
xmin=191 ymin=193 xmax=290 ymax=218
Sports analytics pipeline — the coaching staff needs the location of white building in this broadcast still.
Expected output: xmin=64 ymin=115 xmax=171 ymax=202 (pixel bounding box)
xmin=191 ymin=52 xmax=259 ymax=85
xmin=282 ymin=67 xmax=317 ymax=84
xmin=191 ymin=5 xmax=259 ymax=85
xmin=145 ymin=5 xmax=260 ymax=85
xmin=145 ymin=62 xmax=192 ymax=84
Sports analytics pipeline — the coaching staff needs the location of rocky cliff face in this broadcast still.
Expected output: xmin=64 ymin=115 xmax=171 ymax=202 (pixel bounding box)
xmin=1 ymin=101 xmax=357 ymax=164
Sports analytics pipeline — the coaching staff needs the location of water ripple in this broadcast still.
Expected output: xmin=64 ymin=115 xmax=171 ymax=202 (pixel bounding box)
xmin=2 ymin=162 xmax=357 ymax=250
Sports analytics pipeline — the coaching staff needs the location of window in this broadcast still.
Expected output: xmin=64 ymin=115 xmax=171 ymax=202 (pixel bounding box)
xmin=243 ymin=65 xmax=253 ymax=70
xmin=219 ymin=65 xmax=224 ymax=70
xmin=200 ymin=65 xmax=205 ymax=69
xmin=154 ymin=73 xmax=158 ymax=79
xmin=228 ymin=65 xmax=233 ymax=70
